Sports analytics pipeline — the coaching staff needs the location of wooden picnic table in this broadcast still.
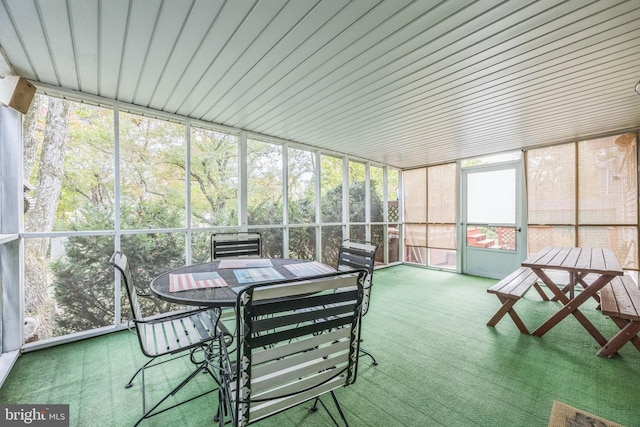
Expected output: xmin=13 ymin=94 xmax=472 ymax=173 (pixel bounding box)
xmin=522 ymin=247 xmax=624 ymax=346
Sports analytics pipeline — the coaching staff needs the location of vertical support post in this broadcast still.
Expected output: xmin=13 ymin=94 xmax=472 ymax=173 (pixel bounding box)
xmin=0 ymin=105 xmax=23 ymax=354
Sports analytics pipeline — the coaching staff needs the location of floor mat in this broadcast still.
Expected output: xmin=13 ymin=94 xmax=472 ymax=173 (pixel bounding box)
xmin=548 ymin=401 xmax=625 ymax=427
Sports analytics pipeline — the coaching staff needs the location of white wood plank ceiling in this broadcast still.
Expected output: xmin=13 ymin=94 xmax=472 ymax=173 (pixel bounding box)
xmin=1 ymin=0 xmax=639 ymax=169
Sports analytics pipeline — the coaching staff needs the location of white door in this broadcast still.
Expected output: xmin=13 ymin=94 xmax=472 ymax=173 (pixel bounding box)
xmin=461 ymin=161 xmax=525 ymax=278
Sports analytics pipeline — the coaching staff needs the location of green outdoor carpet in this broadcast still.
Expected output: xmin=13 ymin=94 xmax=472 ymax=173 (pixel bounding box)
xmin=1 ymin=265 xmax=639 ymax=426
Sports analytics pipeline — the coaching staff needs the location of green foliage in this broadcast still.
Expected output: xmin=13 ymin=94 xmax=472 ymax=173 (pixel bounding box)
xmin=51 ymin=202 xmax=185 ymax=334
xmin=45 ymin=107 xmax=389 ymax=336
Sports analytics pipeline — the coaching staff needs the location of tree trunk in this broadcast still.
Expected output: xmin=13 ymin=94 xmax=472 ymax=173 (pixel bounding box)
xmin=22 ymin=94 xmax=42 ymax=181
xmin=24 ymin=96 xmax=70 ymax=340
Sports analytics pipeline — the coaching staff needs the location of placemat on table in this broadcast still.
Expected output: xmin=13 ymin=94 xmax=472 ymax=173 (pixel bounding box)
xmin=218 ymin=259 xmax=273 ymax=269
xmin=283 ymin=261 xmax=336 ymax=277
xmin=170 ymin=271 xmax=228 ymax=292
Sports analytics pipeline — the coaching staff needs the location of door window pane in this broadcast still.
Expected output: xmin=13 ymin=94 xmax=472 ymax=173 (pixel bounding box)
xmin=466 ymin=169 xmax=515 ymax=224
xmin=190 ymin=127 xmax=238 ymax=227
xmin=466 ymin=226 xmax=515 ymax=251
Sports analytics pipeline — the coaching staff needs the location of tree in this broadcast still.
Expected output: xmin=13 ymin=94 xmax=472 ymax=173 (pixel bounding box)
xmin=24 ymin=96 xmax=70 ymax=340
xmin=51 ymin=202 xmax=185 ymax=334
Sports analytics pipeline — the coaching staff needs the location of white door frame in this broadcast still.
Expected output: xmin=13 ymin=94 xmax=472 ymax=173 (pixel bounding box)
xmin=458 ymin=159 xmax=527 ymax=279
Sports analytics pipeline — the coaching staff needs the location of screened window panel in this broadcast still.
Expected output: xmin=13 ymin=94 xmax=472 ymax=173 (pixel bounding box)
xmin=405 ymin=223 xmax=427 ymax=247
xmin=288 ymin=147 xmax=316 ymax=224
xmin=120 ymin=112 xmax=186 ymax=229
xmin=404 ymin=168 xmax=426 ymax=223
xmin=350 ymin=224 xmax=366 ymax=241
xmin=288 ymin=226 xmax=316 ymax=261
xmin=578 ymin=133 xmax=637 ymax=225
xmin=247 ymin=140 xmax=283 ymax=225
xmin=371 ymin=224 xmax=385 ymax=263
xmin=321 ymin=225 xmax=342 ymax=266
xmin=427 ymin=163 xmax=456 ymax=223
xmin=320 ymin=155 xmax=343 ymax=223
xmin=527 ymin=226 xmax=575 ymax=255
xmin=387 ymin=168 xmax=400 ymax=223
xmin=578 ymin=226 xmax=638 ymax=269
xmin=428 ymin=248 xmax=456 ymax=269
xmin=349 ymin=160 xmax=366 ymax=223
xmin=406 ymin=222 xmax=426 ymax=265
xmin=427 ymin=224 xmax=456 ymax=249
xmin=24 ymin=96 xmax=115 ymax=232
xmin=388 ymin=223 xmax=400 ymax=263
xmin=527 ymin=143 xmax=575 ymax=225
xmin=190 ymin=230 xmax=222 ymax=264
xmin=370 ymin=166 xmax=384 ymax=223
xmin=23 ymin=236 xmax=115 ymax=342
xmin=250 ymin=227 xmax=283 ymax=258
xmin=190 ymin=127 xmax=238 ymax=227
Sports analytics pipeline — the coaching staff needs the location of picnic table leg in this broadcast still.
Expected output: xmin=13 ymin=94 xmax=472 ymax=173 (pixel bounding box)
xmin=596 ymin=320 xmax=640 ymax=358
xmin=532 ymin=283 xmax=550 ymax=301
xmin=530 ymin=269 xmax=609 ymax=346
xmin=487 ymin=296 xmax=529 ymax=334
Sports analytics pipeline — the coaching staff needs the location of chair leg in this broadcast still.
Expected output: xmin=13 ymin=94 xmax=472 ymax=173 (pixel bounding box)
xmin=310 ymin=394 xmax=349 ymax=427
xmin=311 ymin=397 xmax=320 ymax=412
xmin=358 ymin=347 xmax=378 ymax=366
xmin=127 ymin=351 xmax=196 ymax=388
xmin=133 ymin=360 xmax=218 ymax=426
xmin=126 ymin=358 xmax=154 ymax=388
xmin=330 ymin=390 xmax=350 ymax=427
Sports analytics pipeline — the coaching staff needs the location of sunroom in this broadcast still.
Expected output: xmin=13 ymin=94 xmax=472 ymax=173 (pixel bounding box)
xmin=1 ymin=1 xmax=640 ymax=426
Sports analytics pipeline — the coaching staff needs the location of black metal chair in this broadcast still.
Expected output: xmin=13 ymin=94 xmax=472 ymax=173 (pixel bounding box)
xmin=109 ymin=251 xmax=226 ymax=426
xmin=337 ymin=239 xmax=379 ymax=365
xmin=214 ymin=270 xmax=367 ymax=427
xmin=211 ymin=232 xmax=262 ymax=261
xmin=210 ymin=232 xmax=262 ymax=346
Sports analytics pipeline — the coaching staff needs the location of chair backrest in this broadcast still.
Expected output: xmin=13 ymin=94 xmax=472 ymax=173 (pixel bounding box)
xmin=211 ymin=232 xmax=262 ymax=261
xmin=337 ymin=239 xmax=378 ymax=316
xmin=109 ymin=251 xmax=143 ymax=322
xmin=225 ymin=270 xmax=366 ymax=426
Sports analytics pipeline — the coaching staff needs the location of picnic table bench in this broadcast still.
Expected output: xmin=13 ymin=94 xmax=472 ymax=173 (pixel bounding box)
xmin=487 ymin=267 xmax=550 ymax=334
xmin=597 ymin=276 xmax=640 ymax=358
